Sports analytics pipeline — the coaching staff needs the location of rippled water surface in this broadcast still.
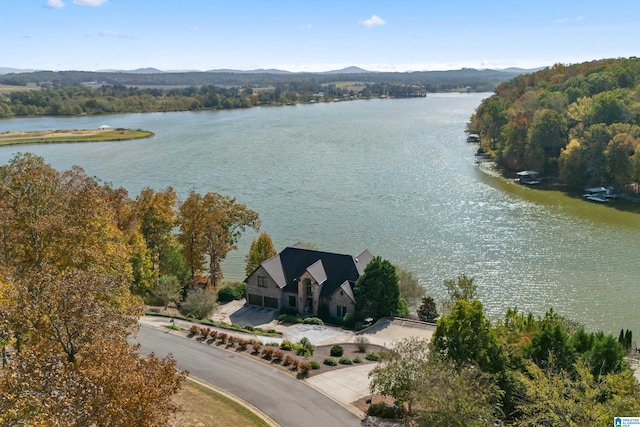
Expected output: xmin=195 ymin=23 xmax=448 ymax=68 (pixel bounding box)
xmin=1 ymin=94 xmax=638 ymax=332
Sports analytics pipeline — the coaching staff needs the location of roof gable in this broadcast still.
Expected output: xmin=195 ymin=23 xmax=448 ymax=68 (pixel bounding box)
xmin=254 ymin=253 xmax=286 ymax=288
xmin=306 ymin=259 xmax=327 ymax=285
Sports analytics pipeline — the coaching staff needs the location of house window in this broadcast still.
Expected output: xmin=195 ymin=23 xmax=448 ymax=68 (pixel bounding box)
xmin=289 ymin=295 xmax=296 ymax=307
xmin=258 ymin=276 xmax=267 ymax=288
xmin=305 ymin=278 xmax=312 ymax=295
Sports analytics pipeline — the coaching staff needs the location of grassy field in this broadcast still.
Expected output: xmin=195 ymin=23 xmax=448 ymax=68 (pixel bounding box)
xmin=0 ymin=84 xmax=40 ymax=94
xmin=0 ymin=128 xmax=154 ymax=146
xmin=170 ymin=379 xmax=271 ymax=427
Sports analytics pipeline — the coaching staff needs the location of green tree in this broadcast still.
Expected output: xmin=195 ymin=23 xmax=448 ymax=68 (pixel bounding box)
xmin=442 ymin=273 xmax=478 ymax=313
xmin=180 ymin=287 xmax=216 ymax=319
xmin=354 ymin=256 xmax=401 ymax=321
xmin=245 ymin=232 xmax=277 ymax=275
xmin=417 ymin=295 xmax=438 ymax=322
xmin=526 ymin=109 xmax=567 ymax=174
xmin=432 ymin=299 xmax=505 ymax=374
xmin=153 ymin=274 xmax=183 ymax=309
xmin=369 ymin=338 xmax=500 ymax=423
xmin=369 ymin=337 xmax=430 ymax=413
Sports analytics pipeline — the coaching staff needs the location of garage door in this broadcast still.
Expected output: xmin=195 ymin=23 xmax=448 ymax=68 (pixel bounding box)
xmin=263 ymin=296 xmax=279 ymax=309
xmin=248 ymin=294 xmax=263 ymax=306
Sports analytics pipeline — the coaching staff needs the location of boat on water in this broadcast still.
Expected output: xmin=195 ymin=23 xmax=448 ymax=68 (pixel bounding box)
xmin=582 ymin=187 xmax=611 ymax=203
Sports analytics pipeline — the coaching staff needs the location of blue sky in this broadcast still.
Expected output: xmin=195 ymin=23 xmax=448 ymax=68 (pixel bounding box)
xmin=3 ymin=0 xmax=639 ymax=72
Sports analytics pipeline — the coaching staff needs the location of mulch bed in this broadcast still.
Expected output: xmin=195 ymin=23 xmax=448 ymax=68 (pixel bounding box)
xmin=306 ymin=343 xmax=384 ymax=376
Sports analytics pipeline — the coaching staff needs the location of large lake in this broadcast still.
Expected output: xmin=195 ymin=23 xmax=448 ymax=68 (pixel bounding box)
xmin=1 ymin=94 xmax=638 ymax=333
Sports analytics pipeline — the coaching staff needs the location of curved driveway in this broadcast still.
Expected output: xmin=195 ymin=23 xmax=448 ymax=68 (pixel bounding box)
xmin=134 ymin=325 xmax=362 ymax=427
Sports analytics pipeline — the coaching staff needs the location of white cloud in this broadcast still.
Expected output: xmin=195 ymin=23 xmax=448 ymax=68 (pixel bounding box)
xmin=100 ymin=30 xmax=132 ymax=39
xmin=361 ymin=15 xmax=386 ymax=28
xmin=555 ymin=18 xmax=568 ymax=24
xmin=47 ymin=0 xmax=65 ymax=8
xmin=303 ymin=24 xmax=312 ymax=30
xmin=190 ymin=26 xmax=200 ymax=32
xmin=74 ymin=0 xmax=107 ymax=6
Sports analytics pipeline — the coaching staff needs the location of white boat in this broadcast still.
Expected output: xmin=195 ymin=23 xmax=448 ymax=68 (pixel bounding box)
xmin=585 ymin=194 xmax=608 ymax=203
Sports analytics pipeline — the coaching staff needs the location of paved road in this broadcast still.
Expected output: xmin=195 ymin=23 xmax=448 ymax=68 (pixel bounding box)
xmin=134 ymin=325 xmax=362 ymax=427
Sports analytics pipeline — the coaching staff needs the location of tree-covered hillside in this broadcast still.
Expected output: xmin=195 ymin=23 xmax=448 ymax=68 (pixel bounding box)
xmin=469 ymin=57 xmax=640 ymax=190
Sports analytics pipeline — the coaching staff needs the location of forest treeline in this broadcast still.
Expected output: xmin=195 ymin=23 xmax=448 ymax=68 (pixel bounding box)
xmin=0 ymin=68 xmax=520 ymax=91
xmin=469 ymin=57 xmax=640 ymax=190
xmin=0 ymin=68 xmax=522 ymax=118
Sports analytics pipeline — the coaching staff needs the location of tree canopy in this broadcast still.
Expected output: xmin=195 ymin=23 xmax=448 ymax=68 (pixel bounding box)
xmin=354 ymin=256 xmax=402 ymax=321
xmin=0 ymin=154 xmax=185 ymax=425
xmin=245 ymin=232 xmax=277 ymax=276
xmin=470 ymin=57 xmax=640 ymax=190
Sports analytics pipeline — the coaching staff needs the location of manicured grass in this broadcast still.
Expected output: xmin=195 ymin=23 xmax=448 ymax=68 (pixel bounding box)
xmin=0 ymin=129 xmax=154 ymax=146
xmin=170 ymin=379 xmax=270 ymax=427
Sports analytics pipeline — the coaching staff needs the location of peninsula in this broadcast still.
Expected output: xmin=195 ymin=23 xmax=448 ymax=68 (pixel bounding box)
xmin=0 ymin=128 xmax=154 ymax=146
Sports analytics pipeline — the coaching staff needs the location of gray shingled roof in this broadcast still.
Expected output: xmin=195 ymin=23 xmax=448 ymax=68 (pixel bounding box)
xmin=252 ymin=245 xmax=371 ymax=297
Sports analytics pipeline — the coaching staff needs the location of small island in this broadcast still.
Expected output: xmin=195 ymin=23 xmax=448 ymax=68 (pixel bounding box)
xmin=0 ymin=127 xmax=154 ymax=146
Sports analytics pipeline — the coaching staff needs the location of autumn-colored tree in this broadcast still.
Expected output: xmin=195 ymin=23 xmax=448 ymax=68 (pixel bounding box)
xmin=0 ymin=154 xmax=184 ymax=425
xmin=178 ymin=191 xmax=260 ymax=287
xmin=516 ymin=360 xmax=640 ymax=426
xmin=245 ymin=232 xmax=277 ymax=275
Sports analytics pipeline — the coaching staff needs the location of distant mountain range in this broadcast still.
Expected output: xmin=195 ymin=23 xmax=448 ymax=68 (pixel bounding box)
xmin=0 ymin=65 xmax=542 ymax=76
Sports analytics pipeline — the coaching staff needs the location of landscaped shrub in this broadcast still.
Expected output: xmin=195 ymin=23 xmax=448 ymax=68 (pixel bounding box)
xmin=217 ymin=286 xmax=237 ymax=303
xmin=217 ymin=332 xmax=227 ymax=344
xmin=278 ymin=314 xmax=302 ymax=324
xmin=262 ymin=347 xmax=274 ymax=360
xmin=309 ymin=360 xmax=321 ymax=370
xmin=330 ymin=345 xmax=344 ymax=357
xmin=342 ymin=313 xmax=356 ymax=329
xmin=272 ymin=349 xmax=285 ymax=362
xmin=291 ymin=359 xmax=300 ymax=370
xmin=199 ymin=327 xmax=210 ymax=338
xmin=339 ymin=356 xmax=353 ymax=365
xmin=267 ymin=329 xmax=277 ymax=335
xmin=209 ymin=330 xmax=217 ymax=340
xmin=365 ymin=352 xmax=381 ymax=361
xmin=298 ymin=362 xmax=311 ymax=376
xmin=355 ymin=336 xmax=369 ymax=353
xmin=280 ymin=340 xmax=294 ymax=351
xmin=243 ymin=324 xmax=255 ymax=332
xmin=367 ymin=403 xmax=405 ymax=419
xmin=353 ymin=356 xmax=362 ymax=363
xmin=227 ymin=336 xmax=236 ymax=347
xmin=189 ymin=325 xmax=199 ymax=335
xmin=295 ymin=337 xmax=315 ymax=357
xmin=252 ymin=342 xmax=262 ymax=353
xmin=279 ymin=306 xmax=298 ymax=316
xmin=302 ymin=317 xmax=323 ymax=325
xmin=238 ymin=339 xmax=249 ymax=351
xmin=323 ymin=358 xmax=337 ymax=366
xmin=283 ymin=355 xmax=294 ymax=366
